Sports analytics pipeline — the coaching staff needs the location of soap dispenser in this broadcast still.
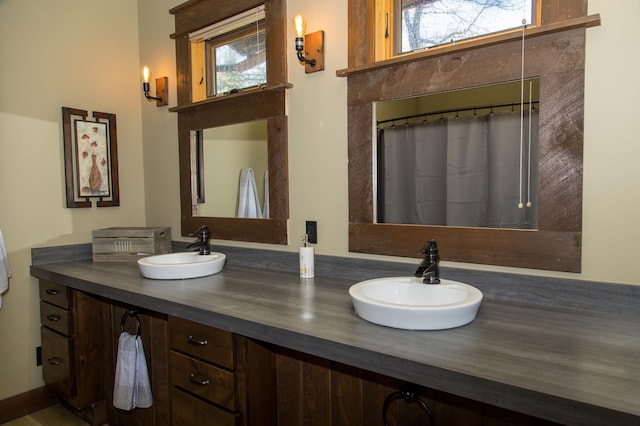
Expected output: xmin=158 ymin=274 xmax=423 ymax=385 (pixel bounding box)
xmin=299 ymin=234 xmax=314 ymax=278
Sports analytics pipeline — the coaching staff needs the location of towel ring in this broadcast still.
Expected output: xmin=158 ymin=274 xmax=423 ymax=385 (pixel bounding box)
xmin=382 ymin=389 xmax=434 ymax=426
xmin=120 ymin=310 xmax=142 ymax=337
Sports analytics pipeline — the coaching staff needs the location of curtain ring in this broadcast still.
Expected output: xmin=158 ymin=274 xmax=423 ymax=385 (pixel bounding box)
xmin=121 ymin=310 xmax=142 ymax=337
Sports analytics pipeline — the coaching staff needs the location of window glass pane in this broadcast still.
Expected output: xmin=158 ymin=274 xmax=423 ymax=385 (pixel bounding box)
xmin=399 ymin=0 xmax=535 ymax=54
xmin=212 ymin=29 xmax=266 ymax=95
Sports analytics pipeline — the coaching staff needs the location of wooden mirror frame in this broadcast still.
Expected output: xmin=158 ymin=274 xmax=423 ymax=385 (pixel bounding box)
xmin=340 ymin=0 xmax=600 ymax=272
xmin=171 ymin=0 xmax=290 ymax=244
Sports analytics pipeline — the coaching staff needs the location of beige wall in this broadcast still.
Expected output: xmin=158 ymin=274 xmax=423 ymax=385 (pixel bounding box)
xmin=0 ymin=0 xmax=637 ymax=403
xmin=0 ymin=0 xmax=146 ymax=400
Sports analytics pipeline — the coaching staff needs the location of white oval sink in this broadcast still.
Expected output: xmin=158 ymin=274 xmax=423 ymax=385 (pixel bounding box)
xmin=137 ymin=252 xmax=226 ymax=280
xmin=349 ymin=277 xmax=482 ymax=330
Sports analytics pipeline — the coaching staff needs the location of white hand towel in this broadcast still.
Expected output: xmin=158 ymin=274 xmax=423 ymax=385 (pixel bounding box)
xmin=113 ymin=332 xmax=153 ymax=410
xmin=0 ymin=229 xmax=11 ymax=310
xmin=262 ymin=169 xmax=269 ymax=219
xmin=237 ymin=168 xmax=262 ymax=218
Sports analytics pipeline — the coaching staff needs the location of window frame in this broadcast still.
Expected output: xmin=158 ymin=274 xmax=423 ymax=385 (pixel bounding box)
xmin=205 ymin=20 xmax=267 ymax=97
xmin=390 ymin=0 xmax=542 ymax=55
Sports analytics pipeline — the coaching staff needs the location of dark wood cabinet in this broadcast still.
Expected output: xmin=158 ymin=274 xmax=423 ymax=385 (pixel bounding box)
xmin=38 ymin=278 xmax=557 ymax=425
xmin=168 ymin=316 xmax=276 ymax=426
xmin=39 ymin=280 xmax=105 ymax=424
xmin=274 ymin=347 xmax=559 ymax=426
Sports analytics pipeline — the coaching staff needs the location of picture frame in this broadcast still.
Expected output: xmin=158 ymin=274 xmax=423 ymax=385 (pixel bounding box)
xmin=62 ymin=107 xmax=120 ymax=208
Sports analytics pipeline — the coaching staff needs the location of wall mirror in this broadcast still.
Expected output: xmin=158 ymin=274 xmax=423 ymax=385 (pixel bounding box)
xmin=193 ymin=120 xmax=269 ymax=218
xmin=342 ymin=0 xmax=599 ymax=272
xmin=171 ymin=0 xmax=290 ymax=245
xmin=375 ymin=80 xmax=539 ymax=230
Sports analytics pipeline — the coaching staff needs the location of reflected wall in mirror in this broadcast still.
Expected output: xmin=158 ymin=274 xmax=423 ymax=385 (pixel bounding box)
xmin=193 ymin=120 xmax=269 ymax=218
xmin=375 ymin=81 xmax=539 ymax=230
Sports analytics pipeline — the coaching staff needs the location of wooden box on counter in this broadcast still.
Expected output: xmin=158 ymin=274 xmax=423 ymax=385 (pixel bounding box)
xmin=92 ymin=227 xmax=171 ymax=262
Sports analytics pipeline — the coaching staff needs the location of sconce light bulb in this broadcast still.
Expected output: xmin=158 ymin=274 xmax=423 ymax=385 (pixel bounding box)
xmin=143 ymin=66 xmax=150 ymax=83
xmin=292 ymin=14 xmax=307 ymax=38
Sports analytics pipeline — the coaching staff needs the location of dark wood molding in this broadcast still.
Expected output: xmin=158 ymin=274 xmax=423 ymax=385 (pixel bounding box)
xmin=0 ymin=387 xmax=57 ymax=424
xmin=178 ymin=89 xmax=289 ymax=244
xmin=344 ymin=0 xmax=595 ymax=272
xmin=337 ymin=14 xmax=600 ymax=77
xmin=172 ymin=0 xmax=290 ymax=245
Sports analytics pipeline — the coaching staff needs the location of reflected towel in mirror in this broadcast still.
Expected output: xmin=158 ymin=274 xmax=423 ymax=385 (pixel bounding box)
xmin=237 ymin=168 xmax=263 ymax=218
xmin=0 ymin=229 xmax=11 ymax=310
xmin=263 ymin=169 xmax=269 ymax=218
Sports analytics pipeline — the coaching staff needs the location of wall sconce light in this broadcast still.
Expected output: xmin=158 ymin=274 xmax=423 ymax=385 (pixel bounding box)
xmin=142 ymin=66 xmax=168 ymax=106
xmin=292 ymin=14 xmax=324 ymax=74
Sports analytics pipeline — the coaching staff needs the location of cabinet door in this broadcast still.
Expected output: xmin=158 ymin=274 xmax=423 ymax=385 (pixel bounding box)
xmin=171 ymin=387 xmax=237 ymax=426
xmin=40 ymin=283 xmax=104 ymax=412
xmin=69 ymin=289 xmax=104 ymax=409
xmin=41 ymin=326 xmax=73 ymax=402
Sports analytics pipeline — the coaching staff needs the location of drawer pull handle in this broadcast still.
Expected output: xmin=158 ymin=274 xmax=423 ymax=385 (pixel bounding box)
xmin=45 ymin=289 xmax=59 ymax=296
xmin=46 ymin=314 xmax=61 ymax=322
xmin=188 ymin=373 xmax=210 ymax=386
xmin=47 ymin=357 xmax=62 ymax=366
xmin=187 ymin=335 xmax=208 ymax=346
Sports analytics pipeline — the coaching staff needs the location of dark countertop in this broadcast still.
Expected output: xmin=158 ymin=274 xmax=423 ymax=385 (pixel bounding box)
xmin=31 ymin=259 xmax=640 ymax=425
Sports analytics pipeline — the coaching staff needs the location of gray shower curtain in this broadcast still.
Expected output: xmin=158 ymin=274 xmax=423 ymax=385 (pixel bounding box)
xmin=378 ymin=110 xmax=538 ymax=229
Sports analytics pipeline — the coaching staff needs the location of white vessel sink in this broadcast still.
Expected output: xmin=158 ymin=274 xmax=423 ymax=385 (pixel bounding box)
xmin=349 ymin=277 xmax=482 ymax=330
xmin=138 ymin=252 xmax=226 ymax=280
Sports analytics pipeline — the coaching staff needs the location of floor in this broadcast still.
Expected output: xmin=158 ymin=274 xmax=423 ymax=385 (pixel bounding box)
xmin=3 ymin=405 xmax=90 ymax=426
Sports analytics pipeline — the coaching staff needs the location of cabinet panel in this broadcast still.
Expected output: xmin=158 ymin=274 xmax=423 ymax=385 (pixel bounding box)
xmin=102 ymin=303 xmax=170 ymax=426
xmin=275 ymin=347 xmax=559 ymax=426
xmin=69 ymin=289 xmax=104 ymax=409
xmin=41 ymin=327 xmax=73 ymax=401
xmin=170 ymin=350 xmax=235 ymax=410
xmin=168 ymin=316 xmax=233 ymax=369
xmin=39 ymin=281 xmax=104 ymax=416
xmin=40 ymin=301 xmax=70 ymax=336
xmin=171 ymin=387 xmax=237 ymax=426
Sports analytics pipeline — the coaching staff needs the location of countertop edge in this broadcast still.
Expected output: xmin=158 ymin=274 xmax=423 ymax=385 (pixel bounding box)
xmin=31 ymin=243 xmax=640 ymax=317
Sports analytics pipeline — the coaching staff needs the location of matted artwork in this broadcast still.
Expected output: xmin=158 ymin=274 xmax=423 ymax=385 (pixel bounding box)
xmin=62 ymin=107 xmax=120 ymax=208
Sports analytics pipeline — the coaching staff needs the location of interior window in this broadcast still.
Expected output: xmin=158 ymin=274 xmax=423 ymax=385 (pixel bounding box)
xmin=387 ymin=0 xmax=537 ymax=56
xmin=189 ymin=5 xmax=266 ymax=100
xmin=206 ymin=23 xmax=266 ymax=96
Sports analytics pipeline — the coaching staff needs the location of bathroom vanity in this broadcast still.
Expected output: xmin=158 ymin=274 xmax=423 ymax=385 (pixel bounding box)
xmin=31 ymin=247 xmax=640 ymax=425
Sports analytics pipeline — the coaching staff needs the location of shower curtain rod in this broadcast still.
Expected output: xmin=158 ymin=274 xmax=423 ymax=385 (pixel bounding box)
xmin=377 ymin=100 xmax=539 ymax=127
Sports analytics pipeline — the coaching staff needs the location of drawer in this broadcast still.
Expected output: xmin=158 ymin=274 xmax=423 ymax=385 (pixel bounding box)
xmin=41 ymin=327 xmax=73 ymax=404
xmin=40 ymin=301 xmax=71 ymax=336
xmin=171 ymin=387 xmax=237 ymax=426
xmin=169 ymin=316 xmax=234 ymax=369
xmin=170 ymin=350 xmax=235 ymax=410
xmin=39 ymin=280 xmax=69 ymax=309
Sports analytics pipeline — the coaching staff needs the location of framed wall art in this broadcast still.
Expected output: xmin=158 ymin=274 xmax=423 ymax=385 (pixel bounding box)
xmin=62 ymin=107 xmax=120 ymax=208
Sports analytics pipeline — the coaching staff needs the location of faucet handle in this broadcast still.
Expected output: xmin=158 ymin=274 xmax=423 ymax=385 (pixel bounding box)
xmin=416 ymin=240 xmax=440 ymax=284
xmin=190 ymin=226 xmax=210 ymax=240
xmin=419 ymin=239 xmax=438 ymax=256
xmin=188 ymin=226 xmax=211 ymax=255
